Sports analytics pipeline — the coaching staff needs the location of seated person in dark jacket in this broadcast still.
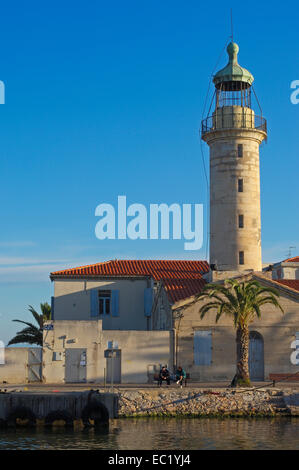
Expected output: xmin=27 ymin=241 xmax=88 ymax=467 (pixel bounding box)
xmin=175 ymin=366 xmax=186 ymax=387
xmin=159 ymin=366 xmax=170 ymax=386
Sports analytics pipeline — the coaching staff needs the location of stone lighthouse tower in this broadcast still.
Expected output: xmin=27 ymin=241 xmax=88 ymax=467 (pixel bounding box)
xmin=201 ymin=42 xmax=267 ymax=272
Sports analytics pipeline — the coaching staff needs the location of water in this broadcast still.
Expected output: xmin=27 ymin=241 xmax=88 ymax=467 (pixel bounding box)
xmin=0 ymin=418 xmax=298 ymax=450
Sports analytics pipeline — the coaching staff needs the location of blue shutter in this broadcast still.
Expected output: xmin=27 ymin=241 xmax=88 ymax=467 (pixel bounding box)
xmin=111 ymin=290 xmax=119 ymax=317
xmin=194 ymin=331 xmax=212 ymax=365
xmin=90 ymin=289 xmax=99 ymax=317
xmin=51 ymin=296 xmax=55 ymax=320
xmin=144 ymin=288 xmax=153 ymax=317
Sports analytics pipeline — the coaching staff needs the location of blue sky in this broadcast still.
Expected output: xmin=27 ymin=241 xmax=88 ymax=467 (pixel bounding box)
xmin=0 ymin=0 xmax=298 ymax=344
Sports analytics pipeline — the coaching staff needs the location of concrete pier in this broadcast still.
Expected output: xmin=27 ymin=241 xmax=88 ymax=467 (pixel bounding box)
xmin=0 ymin=390 xmax=118 ymax=428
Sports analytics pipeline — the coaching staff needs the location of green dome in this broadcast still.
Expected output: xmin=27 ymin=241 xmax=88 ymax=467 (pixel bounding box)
xmin=213 ymin=42 xmax=254 ymax=89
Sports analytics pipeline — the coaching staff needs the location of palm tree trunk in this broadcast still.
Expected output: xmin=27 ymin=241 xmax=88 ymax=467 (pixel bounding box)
xmin=235 ymin=326 xmax=251 ymax=386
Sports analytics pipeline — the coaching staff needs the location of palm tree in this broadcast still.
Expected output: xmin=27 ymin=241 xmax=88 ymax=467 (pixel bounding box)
xmin=196 ymin=279 xmax=283 ymax=387
xmin=7 ymin=303 xmax=51 ymax=347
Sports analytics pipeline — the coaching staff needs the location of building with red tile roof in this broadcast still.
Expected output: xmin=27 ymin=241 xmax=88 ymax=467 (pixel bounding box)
xmin=271 ymin=255 xmax=299 ymax=281
xmin=46 ymin=258 xmax=212 ymax=383
xmin=50 ymin=258 xmax=210 ymax=336
xmin=283 ymin=256 xmax=299 ymax=263
xmin=50 ymin=259 xmax=209 ymax=304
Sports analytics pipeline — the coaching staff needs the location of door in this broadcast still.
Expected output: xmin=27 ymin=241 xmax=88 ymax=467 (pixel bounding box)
xmin=28 ymin=348 xmax=42 ymax=382
xmin=65 ymin=348 xmax=87 ymax=383
xmin=106 ymin=349 xmax=121 ymax=384
xmin=194 ymin=331 xmax=212 ymax=366
xmin=249 ymin=331 xmax=264 ymax=381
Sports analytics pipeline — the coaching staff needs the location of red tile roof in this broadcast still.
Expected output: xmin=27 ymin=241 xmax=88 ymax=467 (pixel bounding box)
xmin=163 ymin=278 xmax=207 ymax=303
xmin=51 ymin=259 xmax=209 ymax=303
xmin=275 ymin=279 xmax=299 ymax=292
xmin=284 ymin=256 xmax=299 ymax=263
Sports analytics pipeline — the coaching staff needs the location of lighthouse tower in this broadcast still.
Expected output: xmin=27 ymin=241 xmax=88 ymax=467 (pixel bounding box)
xmin=201 ymin=42 xmax=267 ymax=272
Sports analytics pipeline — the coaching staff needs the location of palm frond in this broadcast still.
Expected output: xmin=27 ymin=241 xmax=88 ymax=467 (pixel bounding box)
xmin=252 ymin=303 xmax=262 ymax=319
xmin=40 ymin=302 xmax=51 ymax=321
xmin=257 ymin=296 xmax=284 ymax=313
xmin=197 ymin=278 xmax=284 ymax=329
xmin=28 ymin=305 xmax=43 ymax=328
xmin=8 ymin=301 xmax=51 ymax=347
xmin=12 ymin=319 xmax=40 ymax=330
xmin=7 ymin=333 xmax=42 ymax=346
xmin=199 ymin=301 xmax=223 ymax=319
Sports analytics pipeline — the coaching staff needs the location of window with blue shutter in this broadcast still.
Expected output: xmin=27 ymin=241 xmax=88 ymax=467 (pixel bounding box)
xmin=90 ymin=289 xmax=99 ymax=317
xmin=194 ymin=330 xmax=212 ymax=365
xmin=144 ymin=288 xmax=153 ymax=317
xmin=99 ymin=291 xmax=111 ymax=315
xmin=111 ymin=290 xmax=119 ymax=317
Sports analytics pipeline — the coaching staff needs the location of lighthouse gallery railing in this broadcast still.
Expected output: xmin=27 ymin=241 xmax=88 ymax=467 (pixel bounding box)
xmin=201 ymin=112 xmax=267 ymax=136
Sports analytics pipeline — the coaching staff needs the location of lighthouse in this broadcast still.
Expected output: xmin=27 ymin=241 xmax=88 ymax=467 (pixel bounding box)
xmin=201 ymin=42 xmax=267 ymax=272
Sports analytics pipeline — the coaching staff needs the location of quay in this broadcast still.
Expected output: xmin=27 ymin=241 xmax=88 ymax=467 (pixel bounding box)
xmin=0 ymin=382 xmax=299 ymax=421
xmin=0 ymin=389 xmax=118 ymax=428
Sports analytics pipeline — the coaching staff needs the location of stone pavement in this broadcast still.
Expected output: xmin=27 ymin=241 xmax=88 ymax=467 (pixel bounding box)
xmin=1 ymin=381 xmax=299 ymax=393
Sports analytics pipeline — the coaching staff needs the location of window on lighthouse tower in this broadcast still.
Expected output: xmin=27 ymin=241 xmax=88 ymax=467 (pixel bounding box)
xmin=238 ymin=179 xmax=243 ymax=192
xmin=238 ymin=144 xmax=243 ymax=158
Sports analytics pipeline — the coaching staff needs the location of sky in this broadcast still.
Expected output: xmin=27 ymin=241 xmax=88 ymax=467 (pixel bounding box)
xmin=0 ymin=0 xmax=298 ymax=344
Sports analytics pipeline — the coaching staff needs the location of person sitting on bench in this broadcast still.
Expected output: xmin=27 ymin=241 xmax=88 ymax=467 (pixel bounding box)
xmin=175 ymin=366 xmax=186 ymax=388
xmin=159 ymin=366 xmax=170 ymax=386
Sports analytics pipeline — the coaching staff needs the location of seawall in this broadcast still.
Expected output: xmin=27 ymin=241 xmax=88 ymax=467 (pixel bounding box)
xmin=0 ymin=390 xmax=118 ymax=427
xmin=118 ymin=388 xmax=299 ymax=417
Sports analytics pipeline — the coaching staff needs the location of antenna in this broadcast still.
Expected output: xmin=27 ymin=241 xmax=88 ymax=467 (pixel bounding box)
xmin=230 ymin=8 xmax=234 ymax=42
xmin=287 ymin=246 xmax=296 ymax=258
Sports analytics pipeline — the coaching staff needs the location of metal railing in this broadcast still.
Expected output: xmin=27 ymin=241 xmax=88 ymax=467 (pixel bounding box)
xmin=201 ymin=111 xmax=267 ymax=136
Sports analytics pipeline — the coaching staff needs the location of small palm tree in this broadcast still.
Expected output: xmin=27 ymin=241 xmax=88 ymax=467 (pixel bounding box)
xmin=196 ymin=279 xmax=283 ymax=387
xmin=7 ymin=303 xmax=51 ymax=347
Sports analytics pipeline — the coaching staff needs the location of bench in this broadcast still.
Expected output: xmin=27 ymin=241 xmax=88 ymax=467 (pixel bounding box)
xmin=153 ymin=373 xmax=190 ymax=387
xmin=269 ymin=373 xmax=299 ymax=384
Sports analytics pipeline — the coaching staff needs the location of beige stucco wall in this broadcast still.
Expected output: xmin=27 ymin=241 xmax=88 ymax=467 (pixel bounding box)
xmin=174 ymin=287 xmax=299 ymax=382
xmin=43 ymin=320 xmax=172 ymax=384
xmin=0 ymin=348 xmax=33 ymax=384
xmin=53 ymin=278 xmax=150 ymax=330
xmin=102 ymin=330 xmax=173 ymax=383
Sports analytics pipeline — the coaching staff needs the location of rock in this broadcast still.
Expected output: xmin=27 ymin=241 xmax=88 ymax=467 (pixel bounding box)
xmin=116 ymin=387 xmax=287 ymax=417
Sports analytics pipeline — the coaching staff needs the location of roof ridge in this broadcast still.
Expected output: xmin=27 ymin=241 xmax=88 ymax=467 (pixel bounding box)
xmin=51 ymin=259 xmax=113 ymax=274
xmin=50 ymin=259 xmax=209 ymax=304
xmin=253 ymin=273 xmax=299 ymax=296
xmin=50 ymin=259 xmax=209 ymax=277
xmin=283 ymin=256 xmax=299 ymax=263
